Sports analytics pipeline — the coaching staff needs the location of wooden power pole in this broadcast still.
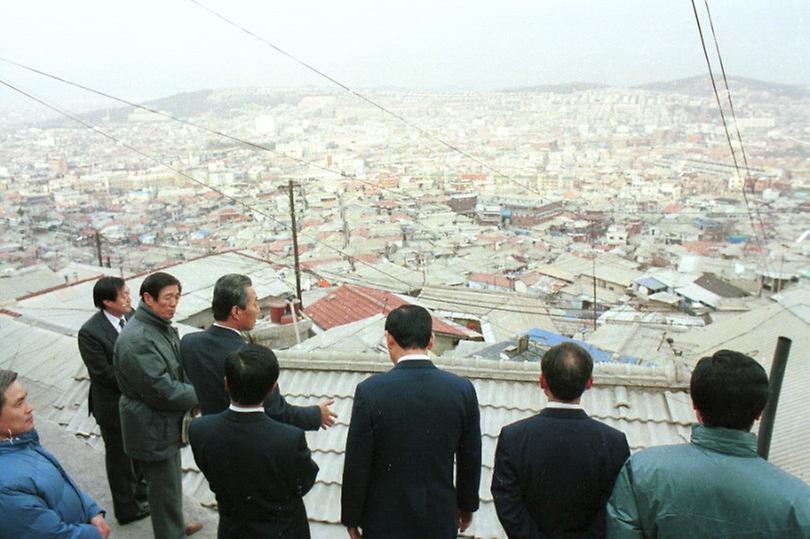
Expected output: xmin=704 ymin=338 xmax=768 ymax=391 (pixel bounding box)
xmin=288 ymin=180 xmax=302 ymax=301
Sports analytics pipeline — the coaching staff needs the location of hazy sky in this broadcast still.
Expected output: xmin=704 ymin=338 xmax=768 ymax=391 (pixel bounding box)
xmin=1 ymin=0 xmax=808 ymax=111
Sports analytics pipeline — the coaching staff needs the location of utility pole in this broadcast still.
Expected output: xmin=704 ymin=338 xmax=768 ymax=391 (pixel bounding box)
xmin=288 ymin=180 xmax=302 ymax=302
xmin=95 ymin=230 xmax=103 ymax=267
xmin=592 ymin=253 xmax=598 ymax=330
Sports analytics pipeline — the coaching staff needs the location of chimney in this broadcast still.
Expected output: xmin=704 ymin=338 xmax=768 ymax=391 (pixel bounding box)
xmin=517 ymin=335 xmax=529 ymax=354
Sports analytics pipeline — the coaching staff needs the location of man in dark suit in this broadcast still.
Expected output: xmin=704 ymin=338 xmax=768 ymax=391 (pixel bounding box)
xmin=189 ymin=343 xmax=319 ymax=539
xmin=491 ymin=342 xmax=630 ymax=538
xmin=78 ymin=276 xmax=149 ymax=525
xmin=341 ymin=304 xmax=482 ymax=539
xmin=181 ymin=273 xmax=336 ymax=429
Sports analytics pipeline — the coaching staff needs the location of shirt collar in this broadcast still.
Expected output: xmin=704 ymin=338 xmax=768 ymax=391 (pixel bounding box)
xmin=545 ymin=401 xmax=584 ymax=411
xmin=398 ymin=353 xmax=430 ymax=362
xmin=103 ymin=309 xmax=125 ymax=333
xmin=213 ymin=322 xmax=243 ymax=336
xmin=229 ymin=403 xmax=264 ymax=413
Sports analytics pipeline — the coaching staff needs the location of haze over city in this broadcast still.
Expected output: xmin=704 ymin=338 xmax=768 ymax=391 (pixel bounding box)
xmin=0 ymin=2 xmax=809 ymax=538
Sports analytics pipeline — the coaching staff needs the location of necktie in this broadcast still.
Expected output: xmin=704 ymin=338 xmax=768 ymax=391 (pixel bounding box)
xmin=119 ymin=318 xmax=126 ymax=332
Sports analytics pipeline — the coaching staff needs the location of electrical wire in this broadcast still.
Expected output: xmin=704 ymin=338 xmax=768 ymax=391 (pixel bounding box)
xmin=701 ymin=0 xmax=771 ymax=239
xmin=689 ymin=0 xmax=771 ymax=279
xmin=0 ymin=77 xmax=431 ymax=295
xmin=186 ymin=0 xmax=546 ymax=195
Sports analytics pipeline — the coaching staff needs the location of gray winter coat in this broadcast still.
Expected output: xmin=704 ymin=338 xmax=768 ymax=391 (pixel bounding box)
xmin=113 ymin=302 xmax=197 ymax=461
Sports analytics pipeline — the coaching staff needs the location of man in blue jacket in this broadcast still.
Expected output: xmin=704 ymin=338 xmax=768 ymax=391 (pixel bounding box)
xmin=607 ymin=349 xmax=810 ymax=538
xmin=0 ymin=369 xmax=111 ymax=539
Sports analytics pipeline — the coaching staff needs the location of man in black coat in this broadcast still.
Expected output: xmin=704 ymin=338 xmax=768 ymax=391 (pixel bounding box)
xmin=78 ymin=276 xmax=149 ymax=525
xmin=491 ymin=342 xmax=630 ymax=538
xmin=189 ymin=343 xmax=319 ymax=539
xmin=180 ymin=273 xmax=336 ymax=429
xmin=341 ymin=305 xmax=482 ymax=539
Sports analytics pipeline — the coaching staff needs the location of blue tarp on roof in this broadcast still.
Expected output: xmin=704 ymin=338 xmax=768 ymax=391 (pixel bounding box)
xmin=634 ymin=276 xmax=667 ymax=292
xmin=525 ymin=328 xmax=639 ymax=364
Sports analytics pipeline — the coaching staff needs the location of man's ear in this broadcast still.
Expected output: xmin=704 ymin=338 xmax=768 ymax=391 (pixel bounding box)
xmin=427 ymin=332 xmax=435 ymax=351
xmin=540 ymin=373 xmax=547 ymax=390
xmin=693 ymin=401 xmax=704 ymax=424
xmin=584 ymin=376 xmax=593 ymax=390
xmin=230 ymin=305 xmax=240 ymax=321
xmin=223 ymin=377 xmax=229 ymax=393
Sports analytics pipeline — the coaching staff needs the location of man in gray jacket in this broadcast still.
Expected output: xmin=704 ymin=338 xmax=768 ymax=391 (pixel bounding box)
xmin=114 ymin=272 xmax=200 ymax=539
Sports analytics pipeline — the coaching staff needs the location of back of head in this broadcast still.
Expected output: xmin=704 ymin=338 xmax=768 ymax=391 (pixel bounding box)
xmin=211 ymin=274 xmax=252 ymax=321
xmin=225 ymin=343 xmax=279 ymax=406
xmin=384 ymin=304 xmax=432 ymax=350
xmin=690 ymin=349 xmax=769 ymax=431
xmin=139 ymin=272 xmax=181 ymax=300
xmin=93 ymin=276 xmax=125 ymax=309
xmin=541 ymin=342 xmax=593 ymax=402
xmin=0 ymin=370 xmax=18 ymax=411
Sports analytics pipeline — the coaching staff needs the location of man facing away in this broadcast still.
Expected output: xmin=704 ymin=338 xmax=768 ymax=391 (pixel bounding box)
xmin=607 ymin=349 xmax=810 ymax=538
xmin=181 ymin=273 xmax=336 ymax=429
xmin=114 ymin=271 xmax=201 ymax=539
xmin=189 ymin=344 xmax=319 ymax=539
xmin=491 ymin=342 xmax=630 ymax=538
xmin=78 ymin=276 xmax=150 ymax=525
xmin=0 ymin=369 xmax=111 ymax=539
xmin=341 ymin=304 xmax=482 ymax=539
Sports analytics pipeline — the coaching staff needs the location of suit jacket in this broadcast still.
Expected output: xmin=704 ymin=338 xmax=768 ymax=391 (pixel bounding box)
xmin=188 ymin=409 xmax=319 ymax=539
xmin=180 ymin=325 xmax=321 ymax=430
xmin=77 ymin=309 xmax=132 ymax=428
xmin=341 ymin=359 xmax=482 ymax=539
xmin=491 ymin=408 xmax=630 ymax=539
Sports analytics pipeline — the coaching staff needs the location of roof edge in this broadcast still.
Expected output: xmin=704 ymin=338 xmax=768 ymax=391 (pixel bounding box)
xmin=276 ymin=351 xmax=688 ymax=388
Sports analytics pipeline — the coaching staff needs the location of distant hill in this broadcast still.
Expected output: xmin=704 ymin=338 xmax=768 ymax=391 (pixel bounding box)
xmin=498 ymin=76 xmax=809 ymax=99
xmin=500 ymin=82 xmax=605 ymax=94
xmin=39 ymin=88 xmax=304 ymax=128
xmin=633 ymin=75 xmax=810 ymax=99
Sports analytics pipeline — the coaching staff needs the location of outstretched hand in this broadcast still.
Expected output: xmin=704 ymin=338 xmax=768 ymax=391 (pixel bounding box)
xmin=319 ymin=399 xmax=338 ymax=429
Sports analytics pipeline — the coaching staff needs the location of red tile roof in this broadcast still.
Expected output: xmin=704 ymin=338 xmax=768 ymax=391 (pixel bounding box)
xmin=303 ymin=284 xmax=480 ymax=339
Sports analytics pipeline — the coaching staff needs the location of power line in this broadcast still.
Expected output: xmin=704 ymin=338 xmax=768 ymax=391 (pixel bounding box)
xmin=700 ymin=0 xmax=771 ymax=245
xmin=0 ymin=77 xmax=428 ymax=294
xmin=688 ymin=0 xmax=771 ymax=279
xmin=186 ymin=0 xmax=544 ymax=195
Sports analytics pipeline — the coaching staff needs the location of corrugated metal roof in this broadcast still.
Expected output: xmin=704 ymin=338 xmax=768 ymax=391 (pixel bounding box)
xmin=13 ymin=251 xmax=289 ymax=333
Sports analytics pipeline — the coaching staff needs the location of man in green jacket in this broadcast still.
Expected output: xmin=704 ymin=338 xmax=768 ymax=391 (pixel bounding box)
xmin=114 ymin=272 xmax=201 ymax=539
xmin=607 ymin=349 xmax=810 ymax=538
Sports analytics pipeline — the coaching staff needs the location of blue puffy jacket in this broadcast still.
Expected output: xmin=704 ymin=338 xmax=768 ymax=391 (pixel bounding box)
xmin=0 ymin=429 xmax=104 ymax=539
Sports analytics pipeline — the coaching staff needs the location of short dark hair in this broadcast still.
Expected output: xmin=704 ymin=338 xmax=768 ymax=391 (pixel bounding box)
xmin=139 ymin=272 xmax=182 ymax=300
xmin=691 ymin=349 xmax=769 ymax=431
xmin=212 ymin=274 xmax=252 ymax=321
xmin=541 ymin=342 xmax=593 ymax=401
xmin=0 ymin=370 xmax=18 ymax=411
xmin=224 ymin=344 xmax=279 ymax=406
xmin=92 ymin=276 xmax=126 ymax=309
xmin=385 ymin=304 xmax=432 ymax=350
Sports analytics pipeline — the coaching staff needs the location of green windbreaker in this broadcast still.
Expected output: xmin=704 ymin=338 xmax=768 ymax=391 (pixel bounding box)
xmin=607 ymin=424 xmax=810 ymax=538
